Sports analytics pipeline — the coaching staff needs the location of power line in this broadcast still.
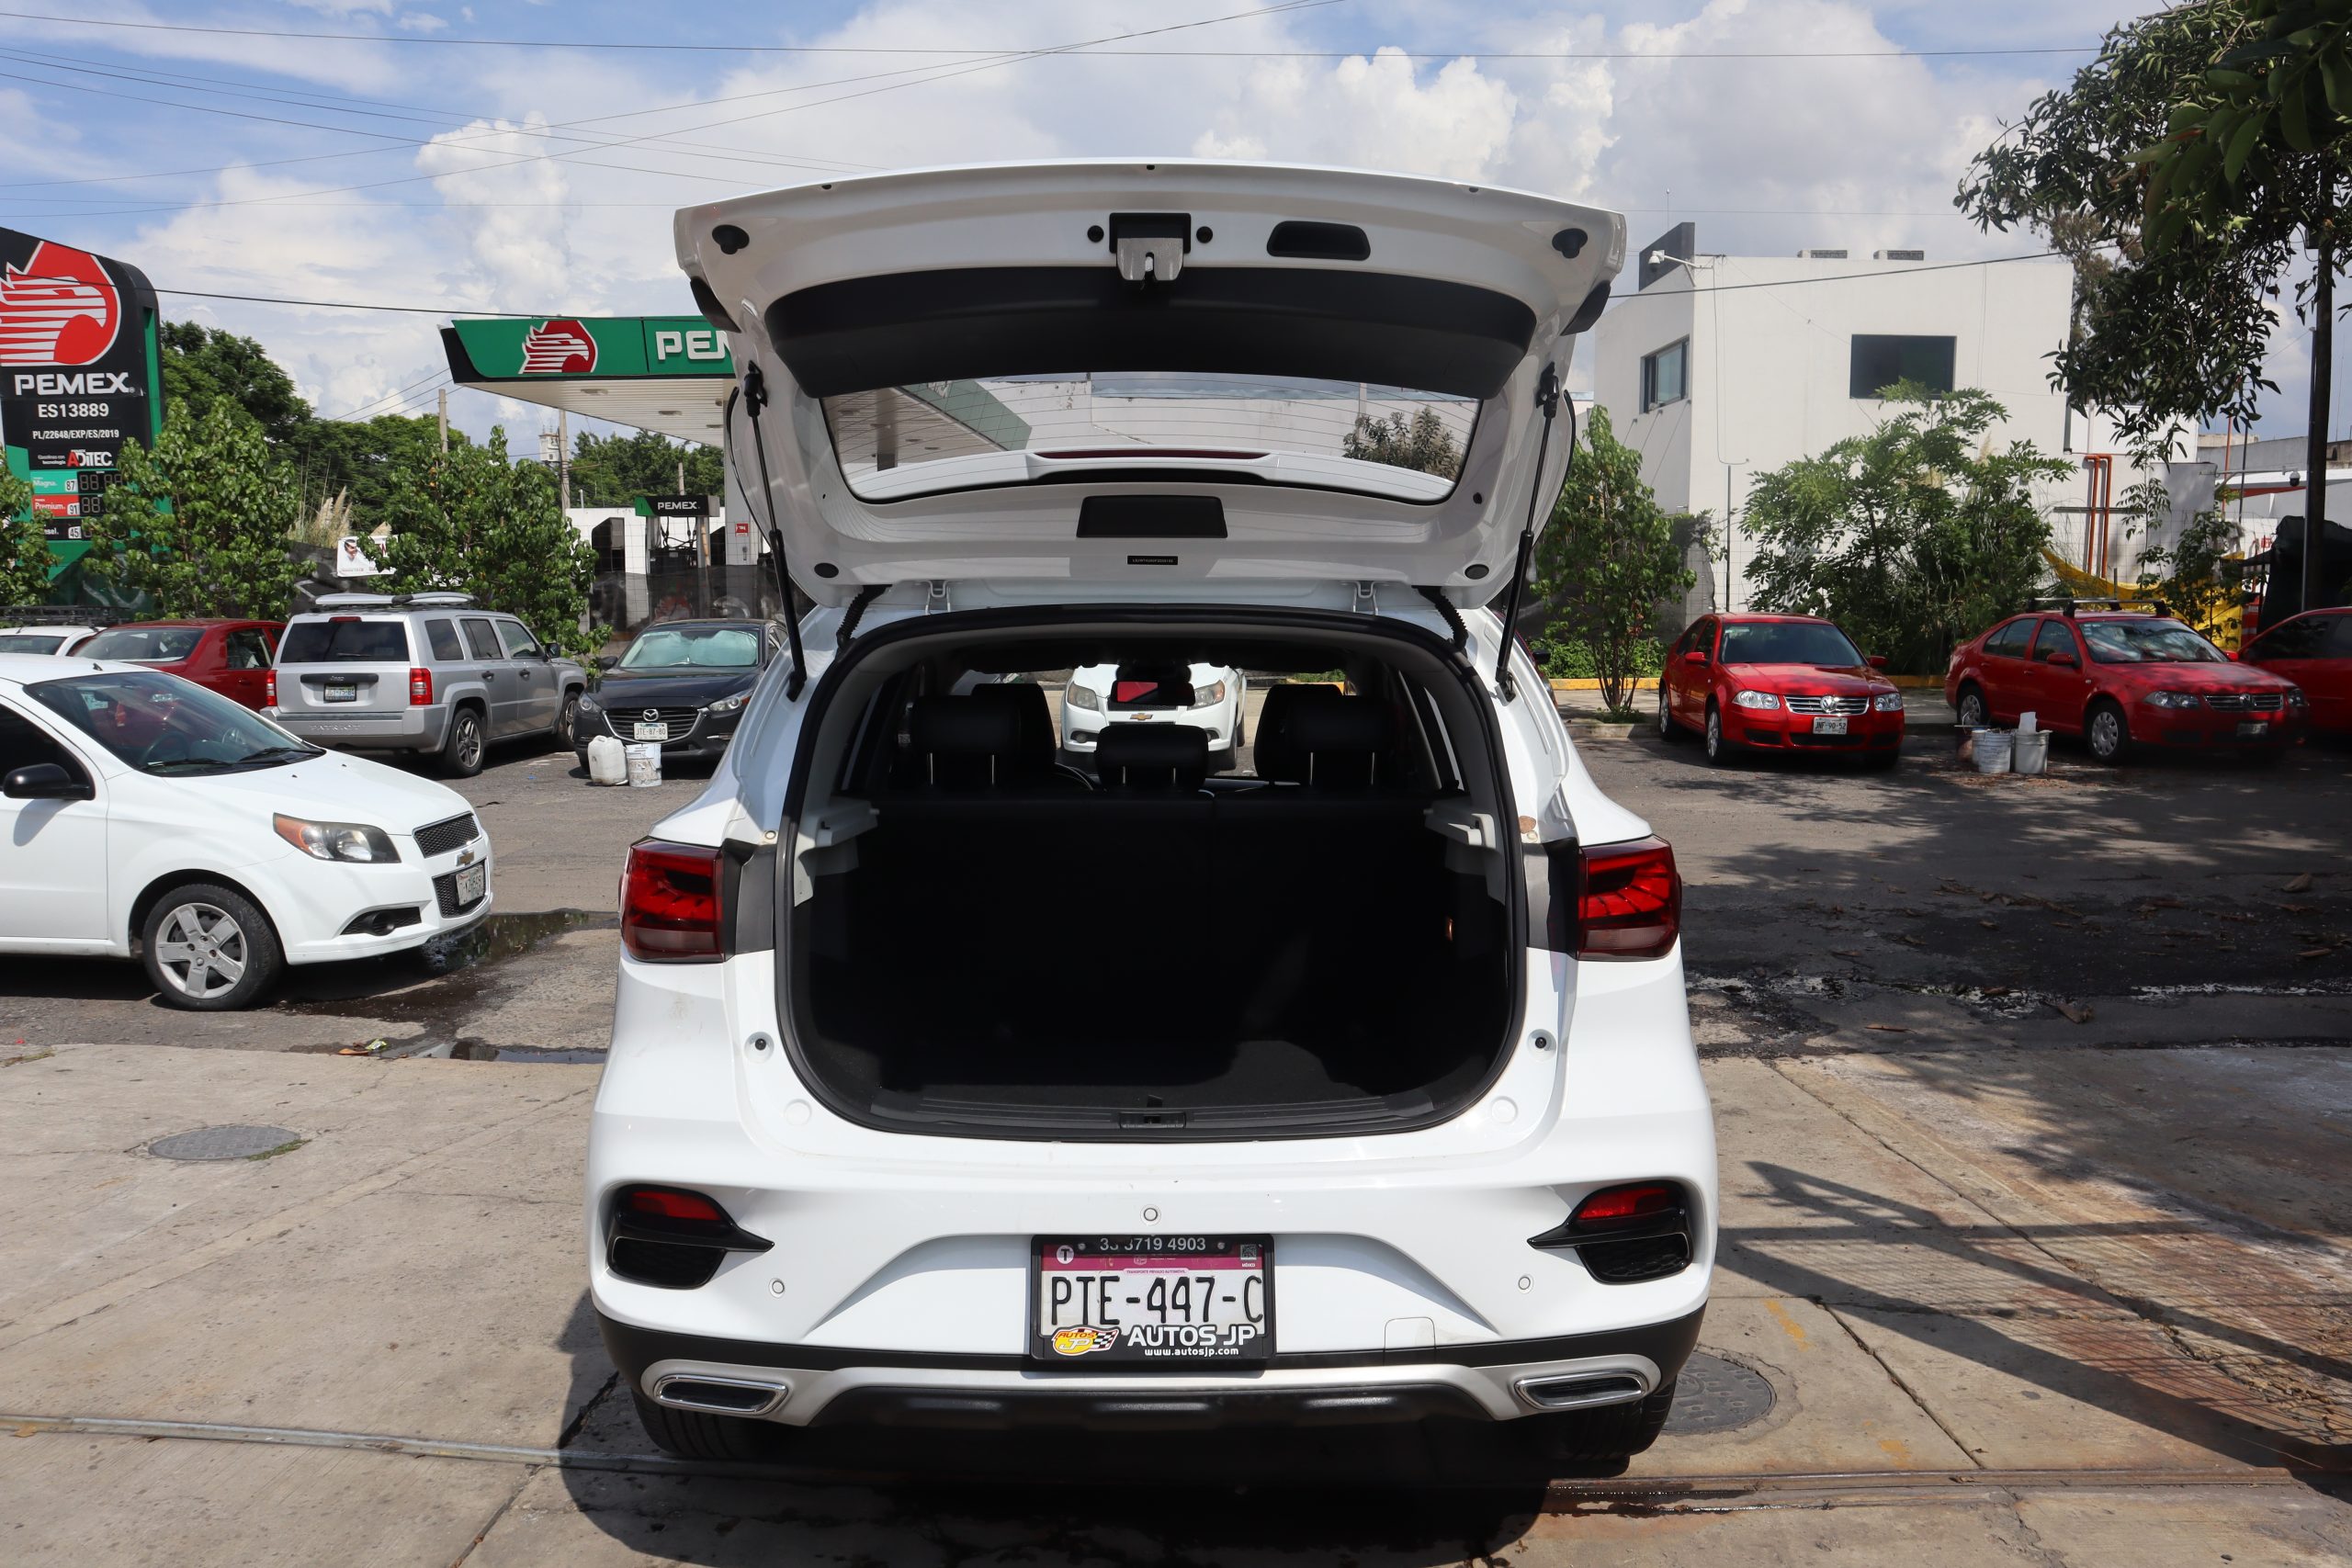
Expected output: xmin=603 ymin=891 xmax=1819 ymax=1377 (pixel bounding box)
xmin=324 ymin=369 xmax=447 ymax=422
xmin=0 ymin=11 xmax=2097 ymax=59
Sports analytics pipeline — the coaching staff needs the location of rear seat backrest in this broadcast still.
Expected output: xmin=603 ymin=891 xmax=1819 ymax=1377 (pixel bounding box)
xmin=1095 ymin=723 xmax=1209 ymax=792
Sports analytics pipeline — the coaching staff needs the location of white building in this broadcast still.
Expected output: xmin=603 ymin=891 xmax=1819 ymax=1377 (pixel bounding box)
xmin=1592 ymin=227 xmax=2191 ymax=615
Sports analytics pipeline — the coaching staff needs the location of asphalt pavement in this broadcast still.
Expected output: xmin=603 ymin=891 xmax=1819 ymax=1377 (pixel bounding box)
xmin=3 ymin=709 xmax=2349 ymax=1564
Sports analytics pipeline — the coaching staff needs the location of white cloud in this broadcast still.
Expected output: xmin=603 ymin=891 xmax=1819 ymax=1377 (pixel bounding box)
xmin=1191 ymin=49 xmax=1518 ymax=179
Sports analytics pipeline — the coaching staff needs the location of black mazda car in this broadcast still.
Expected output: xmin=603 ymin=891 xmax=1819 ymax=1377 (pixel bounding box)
xmin=576 ymin=619 xmax=775 ymax=772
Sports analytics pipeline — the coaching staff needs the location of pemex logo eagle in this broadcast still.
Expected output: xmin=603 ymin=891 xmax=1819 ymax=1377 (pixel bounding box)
xmin=0 ymin=241 xmax=119 ymax=367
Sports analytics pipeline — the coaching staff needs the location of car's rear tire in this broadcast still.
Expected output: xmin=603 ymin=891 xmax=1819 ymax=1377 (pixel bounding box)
xmin=141 ymin=883 xmax=283 ymax=1011
xmin=1954 ymin=684 xmax=1987 ymax=730
xmin=440 ymin=705 xmax=486 ymax=779
xmin=1516 ymin=1379 xmax=1679 ymax=1468
xmin=1703 ymin=702 xmax=1734 ymax=765
xmin=2086 ymin=699 xmax=2130 ymax=765
xmin=628 ymin=1389 xmax=792 ymax=1462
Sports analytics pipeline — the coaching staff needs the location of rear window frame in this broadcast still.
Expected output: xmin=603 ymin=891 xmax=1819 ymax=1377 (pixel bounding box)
xmin=278 ymin=616 xmax=413 ymax=665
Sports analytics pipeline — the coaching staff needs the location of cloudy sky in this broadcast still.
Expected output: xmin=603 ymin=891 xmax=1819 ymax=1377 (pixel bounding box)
xmin=0 ymin=0 xmax=2321 ymax=445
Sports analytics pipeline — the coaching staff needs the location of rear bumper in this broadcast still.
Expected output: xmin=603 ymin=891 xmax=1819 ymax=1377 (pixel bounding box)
xmin=273 ymin=704 xmax=447 ymax=752
xmin=598 ymin=1307 xmax=1704 ymax=1430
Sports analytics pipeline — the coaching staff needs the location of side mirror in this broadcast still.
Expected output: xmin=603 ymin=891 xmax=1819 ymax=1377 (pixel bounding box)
xmin=2047 ymin=650 xmax=2079 ymax=670
xmin=1866 ymin=654 xmax=1889 ymax=670
xmin=594 ymin=655 xmax=618 ymax=671
xmin=1682 ymin=649 xmax=1709 ymax=667
xmin=4 ymin=763 xmax=91 ymax=801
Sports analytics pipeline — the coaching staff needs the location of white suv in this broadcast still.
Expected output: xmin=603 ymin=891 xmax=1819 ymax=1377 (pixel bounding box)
xmin=590 ymin=162 xmax=1713 ymax=1467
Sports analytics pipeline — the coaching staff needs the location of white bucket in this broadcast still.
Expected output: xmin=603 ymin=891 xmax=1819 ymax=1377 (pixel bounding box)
xmin=624 ymin=742 xmax=662 ymax=787
xmin=2012 ymin=730 xmax=2050 ymax=776
xmin=585 ymin=734 xmax=628 ymax=786
xmin=1973 ymin=729 xmax=2015 ymax=774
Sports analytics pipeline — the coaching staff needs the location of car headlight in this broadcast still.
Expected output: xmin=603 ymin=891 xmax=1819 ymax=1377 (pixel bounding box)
xmin=2285 ymin=688 xmax=2309 ymax=708
xmin=707 ymin=692 xmax=748 ymax=716
xmin=1190 ymin=681 xmax=1227 ymax=706
xmin=578 ymin=693 xmax=602 ymax=713
xmin=1064 ymin=682 xmax=1102 ymax=713
xmin=1873 ymin=693 xmax=1905 ymax=712
xmin=2144 ymin=690 xmax=2203 ymax=708
xmin=273 ymin=814 xmax=398 ymax=863
xmin=1731 ymin=690 xmax=1781 ymax=710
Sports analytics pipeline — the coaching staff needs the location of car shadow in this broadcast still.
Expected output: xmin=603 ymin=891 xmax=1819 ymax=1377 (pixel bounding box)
xmin=550 ymin=1292 xmax=1556 ymax=1562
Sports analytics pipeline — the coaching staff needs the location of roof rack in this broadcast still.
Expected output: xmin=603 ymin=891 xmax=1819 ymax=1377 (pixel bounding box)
xmin=311 ymin=591 xmax=474 ymax=610
xmin=2031 ymin=595 xmax=2128 ymax=618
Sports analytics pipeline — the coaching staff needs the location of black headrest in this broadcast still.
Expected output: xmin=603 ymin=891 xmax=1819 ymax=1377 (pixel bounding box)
xmin=1257 ymin=691 xmax=1392 ymax=786
xmin=906 ymin=695 xmax=1023 ymax=787
xmin=1284 ymin=697 xmax=1394 ymax=755
xmin=1251 ymin=682 xmax=1344 ymax=780
xmin=965 ymin=682 xmax=1056 ymax=769
xmin=1094 ymin=723 xmax=1208 ymax=792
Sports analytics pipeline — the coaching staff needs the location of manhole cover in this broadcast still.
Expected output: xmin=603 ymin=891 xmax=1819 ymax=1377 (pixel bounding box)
xmin=1664 ymin=1352 xmax=1776 ymax=1435
xmin=148 ymin=1125 xmax=304 ymax=1162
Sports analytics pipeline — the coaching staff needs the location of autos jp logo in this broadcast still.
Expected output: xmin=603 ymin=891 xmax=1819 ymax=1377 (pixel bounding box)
xmin=519 ymin=319 xmax=597 ymax=374
xmin=0 ymin=241 xmax=119 ymax=367
xmin=1050 ymin=1325 xmax=1121 ymax=1357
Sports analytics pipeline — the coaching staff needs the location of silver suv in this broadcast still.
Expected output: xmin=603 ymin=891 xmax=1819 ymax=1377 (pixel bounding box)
xmin=270 ymin=592 xmax=586 ymax=777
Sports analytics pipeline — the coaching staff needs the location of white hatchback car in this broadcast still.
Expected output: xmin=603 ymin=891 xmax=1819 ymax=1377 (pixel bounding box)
xmin=0 ymin=656 xmax=492 ymax=1010
xmin=591 ymin=162 xmax=1712 ymax=1468
xmin=1062 ymin=660 xmax=1244 ymax=772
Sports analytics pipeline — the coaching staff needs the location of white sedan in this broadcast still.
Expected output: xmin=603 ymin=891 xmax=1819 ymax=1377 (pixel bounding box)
xmin=1060 ymin=661 xmax=1245 ymax=773
xmin=0 ymin=655 xmax=493 ymax=1010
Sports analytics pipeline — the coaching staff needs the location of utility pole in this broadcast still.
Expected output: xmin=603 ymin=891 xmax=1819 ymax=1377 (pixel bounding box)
xmin=2302 ymin=219 xmax=2333 ymax=618
xmin=558 ymin=409 xmax=571 ymax=511
xmin=436 ymin=387 xmax=447 ymax=455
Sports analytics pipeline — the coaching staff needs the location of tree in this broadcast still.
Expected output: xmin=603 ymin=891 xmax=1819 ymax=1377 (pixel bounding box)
xmin=1739 ymin=387 xmax=2070 ymax=671
xmin=1956 ymin=3 xmax=2344 ymax=614
xmin=160 ymin=321 xmax=311 ymax=446
xmin=86 ymin=400 xmax=305 ymax=620
xmin=569 ymin=428 xmax=724 ymax=507
xmin=379 ymin=429 xmax=601 ymax=659
xmin=1531 ymin=406 xmax=1693 ymax=716
xmin=0 ymin=467 xmax=50 ymax=608
xmin=1341 ymin=406 xmax=1463 ymax=477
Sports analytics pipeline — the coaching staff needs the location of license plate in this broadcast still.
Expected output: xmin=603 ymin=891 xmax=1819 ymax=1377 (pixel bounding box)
xmin=323 ymin=682 xmax=357 ymax=703
xmin=633 ymin=722 xmax=668 ymax=741
xmin=1811 ymin=716 xmax=1849 ymax=735
xmin=2237 ymin=720 xmax=2269 ymax=738
xmin=1032 ymin=1235 xmax=1272 ymax=1364
xmin=455 ymin=863 xmax=487 ymax=906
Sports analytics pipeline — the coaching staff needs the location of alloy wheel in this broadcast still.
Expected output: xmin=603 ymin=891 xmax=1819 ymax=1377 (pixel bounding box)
xmin=2090 ymin=707 xmax=2122 ymax=761
xmin=455 ymin=714 xmax=483 ymax=771
xmin=1957 ymin=690 xmax=1985 ymax=729
xmin=152 ymin=902 xmax=249 ymax=1002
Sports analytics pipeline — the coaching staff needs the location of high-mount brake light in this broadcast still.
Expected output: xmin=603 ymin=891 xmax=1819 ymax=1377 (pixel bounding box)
xmin=620 ymin=840 xmax=724 ymax=961
xmin=1577 ymin=837 xmax=1681 ymax=960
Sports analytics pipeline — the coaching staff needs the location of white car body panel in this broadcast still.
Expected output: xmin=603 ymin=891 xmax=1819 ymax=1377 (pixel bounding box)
xmin=0 ymin=657 xmax=491 ymax=964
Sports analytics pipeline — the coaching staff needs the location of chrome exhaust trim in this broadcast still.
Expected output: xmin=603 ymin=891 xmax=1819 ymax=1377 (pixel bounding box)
xmin=650 ymin=1374 xmax=789 ymax=1416
xmin=1513 ymin=1371 xmax=1648 ymax=1412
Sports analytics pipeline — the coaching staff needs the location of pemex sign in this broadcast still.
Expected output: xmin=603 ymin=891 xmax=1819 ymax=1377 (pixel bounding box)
xmin=443 ymin=316 xmax=734 ymax=378
xmin=0 ymin=227 xmax=164 ymax=542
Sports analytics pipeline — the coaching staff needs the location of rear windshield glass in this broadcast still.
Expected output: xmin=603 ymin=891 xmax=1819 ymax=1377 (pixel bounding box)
xmin=280 ymin=618 xmax=409 ymax=663
xmin=2080 ymin=619 xmax=2225 ymax=664
xmin=80 ymin=626 xmax=203 ymax=663
xmin=0 ymin=634 xmax=65 ymax=654
xmin=1718 ymin=622 xmax=1864 ymax=667
xmin=821 ymin=373 xmax=1475 ymax=502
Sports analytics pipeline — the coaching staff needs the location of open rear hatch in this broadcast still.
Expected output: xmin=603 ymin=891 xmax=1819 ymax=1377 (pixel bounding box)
xmin=676 ymin=160 xmax=1623 ymax=604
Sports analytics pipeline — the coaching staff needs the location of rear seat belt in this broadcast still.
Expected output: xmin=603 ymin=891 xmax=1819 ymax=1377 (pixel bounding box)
xmin=1491 ymin=363 xmax=1563 ymax=704
xmin=736 ymin=365 xmax=808 ymax=699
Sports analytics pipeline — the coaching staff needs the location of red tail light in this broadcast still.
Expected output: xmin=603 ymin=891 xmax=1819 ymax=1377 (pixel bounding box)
xmin=264 ymin=670 xmax=277 ymax=706
xmin=1571 ymin=1181 xmax=1683 ymax=1229
xmin=625 ymin=1188 xmax=727 ymax=1223
xmin=408 ymin=666 xmax=433 ymax=705
xmin=1577 ymin=837 xmax=1681 ymax=961
xmin=620 ymin=840 xmax=723 ymax=961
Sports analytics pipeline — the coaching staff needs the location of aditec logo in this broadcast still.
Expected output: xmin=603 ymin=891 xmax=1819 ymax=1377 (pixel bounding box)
xmin=0 ymin=241 xmax=119 ymax=367
xmin=519 ymin=319 xmax=597 ymax=374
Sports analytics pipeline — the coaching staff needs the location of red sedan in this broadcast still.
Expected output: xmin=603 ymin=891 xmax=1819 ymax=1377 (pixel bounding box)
xmin=1657 ymin=614 xmax=1905 ymax=768
xmin=73 ymin=620 xmax=283 ymax=710
xmin=2239 ymin=606 xmax=2352 ymax=735
xmin=1946 ymin=611 xmax=2305 ymax=763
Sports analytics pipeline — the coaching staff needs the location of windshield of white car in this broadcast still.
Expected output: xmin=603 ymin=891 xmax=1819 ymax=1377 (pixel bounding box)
xmin=1719 ymin=622 xmax=1864 ymax=667
xmin=28 ymin=671 xmax=322 ymax=775
xmin=616 ymin=626 xmax=760 ymax=671
xmin=79 ymin=626 xmax=203 ymax=662
xmin=821 ymin=372 xmax=1475 ymax=499
xmin=279 ymin=618 xmax=409 ymax=663
xmin=0 ymin=633 xmax=66 ymax=654
xmin=2079 ymin=618 xmax=2227 ymax=664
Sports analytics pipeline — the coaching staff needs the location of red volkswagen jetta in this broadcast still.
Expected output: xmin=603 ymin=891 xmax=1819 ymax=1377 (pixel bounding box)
xmin=1947 ymin=610 xmax=2305 ymax=763
xmin=1657 ymin=614 xmax=1905 ymax=767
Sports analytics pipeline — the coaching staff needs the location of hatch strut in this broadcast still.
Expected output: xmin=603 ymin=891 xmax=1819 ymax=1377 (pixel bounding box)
xmin=737 ymin=365 xmax=807 ymax=700
xmin=1491 ymin=364 xmax=1561 ymax=704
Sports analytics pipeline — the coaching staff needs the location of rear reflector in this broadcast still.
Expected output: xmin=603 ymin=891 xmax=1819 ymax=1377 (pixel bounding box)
xmin=627 ymin=1188 xmax=726 ymax=1223
xmin=1577 ymin=837 xmax=1681 ymax=960
xmin=1572 ymin=1181 xmax=1682 ymax=1229
xmin=620 ymin=840 xmax=723 ymax=961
